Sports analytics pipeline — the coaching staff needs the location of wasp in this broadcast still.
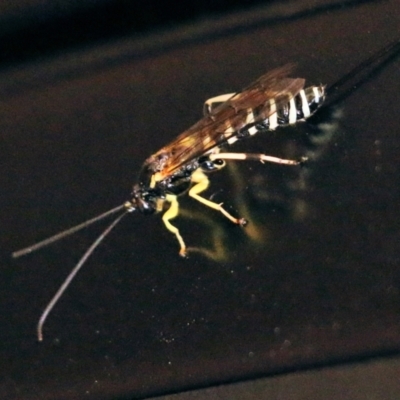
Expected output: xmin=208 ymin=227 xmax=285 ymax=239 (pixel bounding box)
xmin=13 ymin=64 xmax=325 ymax=340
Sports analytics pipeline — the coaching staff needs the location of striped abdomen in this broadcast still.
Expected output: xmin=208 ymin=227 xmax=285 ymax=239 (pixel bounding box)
xmin=226 ymin=85 xmax=325 ymax=145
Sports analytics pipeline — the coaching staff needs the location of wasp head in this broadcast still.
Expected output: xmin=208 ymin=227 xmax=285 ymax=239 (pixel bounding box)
xmin=128 ymin=183 xmax=162 ymax=215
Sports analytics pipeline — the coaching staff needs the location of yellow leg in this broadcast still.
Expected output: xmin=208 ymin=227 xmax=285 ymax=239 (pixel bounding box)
xmin=189 ymin=169 xmax=247 ymax=226
xmin=162 ymin=194 xmax=187 ymax=257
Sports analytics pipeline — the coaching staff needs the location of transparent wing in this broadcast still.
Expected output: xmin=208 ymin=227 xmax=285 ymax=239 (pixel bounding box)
xmin=149 ymin=65 xmax=305 ymax=178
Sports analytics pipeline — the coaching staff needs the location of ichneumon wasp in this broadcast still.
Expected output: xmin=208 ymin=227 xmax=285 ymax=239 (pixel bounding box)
xmin=13 ymin=37 xmax=400 ymax=340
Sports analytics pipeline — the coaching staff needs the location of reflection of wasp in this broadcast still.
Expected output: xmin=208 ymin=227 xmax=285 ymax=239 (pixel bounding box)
xmin=13 ymin=65 xmax=325 ymax=340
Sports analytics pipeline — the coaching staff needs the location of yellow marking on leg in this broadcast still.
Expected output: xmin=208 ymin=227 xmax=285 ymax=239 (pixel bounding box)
xmin=189 ymin=169 xmax=246 ymax=226
xmin=150 ymin=172 xmax=163 ymax=188
xmin=162 ymin=194 xmax=187 ymax=256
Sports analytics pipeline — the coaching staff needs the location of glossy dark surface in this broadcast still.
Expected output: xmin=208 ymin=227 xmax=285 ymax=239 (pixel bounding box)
xmin=1 ymin=0 xmax=400 ymax=399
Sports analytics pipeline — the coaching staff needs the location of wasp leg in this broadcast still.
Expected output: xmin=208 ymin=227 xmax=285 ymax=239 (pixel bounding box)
xmin=162 ymin=194 xmax=187 ymax=257
xmin=189 ymin=169 xmax=247 ymax=226
xmin=203 ymin=93 xmax=235 ymax=116
xmin=209 ymin=152 xmax=307 ymax=165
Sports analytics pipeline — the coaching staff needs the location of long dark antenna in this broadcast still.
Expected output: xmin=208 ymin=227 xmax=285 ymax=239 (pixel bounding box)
xmin=12 ymin=204 xmax=128 ymax=258
xmin=37 ymin=211 xmax=128 ymax=341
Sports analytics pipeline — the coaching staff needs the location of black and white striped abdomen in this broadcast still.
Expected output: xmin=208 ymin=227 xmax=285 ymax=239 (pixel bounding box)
xmin=227 ymin=85 xmax=325 ymax=145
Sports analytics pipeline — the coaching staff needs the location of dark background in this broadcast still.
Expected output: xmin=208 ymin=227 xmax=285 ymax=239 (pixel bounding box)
xmin=1 ymin=0 xmax=400 ymax=399
xmin=0 ymin=0 xmax=278 ymax=65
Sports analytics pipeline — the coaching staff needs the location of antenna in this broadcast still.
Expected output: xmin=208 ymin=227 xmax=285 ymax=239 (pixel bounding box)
xmin=12 ymin=204 xmax=129 ymax=258
xmin=12 ymin=201 xmax=135 ymax=341
xmin=36 ymin=211 xmax=128 ymax=341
